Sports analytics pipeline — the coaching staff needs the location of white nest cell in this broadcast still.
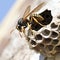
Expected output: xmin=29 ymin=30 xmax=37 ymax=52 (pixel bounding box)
xmin=40 ymin=28 xmax=51 ymax=38
xmin=42 ymin=38 xmax=52 ymax=45
xmin=50 ymin=31 xmax=59 ymax=39
xmin=34 ymin=34 xmax=43 ymax=43
xmin=50 ymin=22 xmax=59 ymax=31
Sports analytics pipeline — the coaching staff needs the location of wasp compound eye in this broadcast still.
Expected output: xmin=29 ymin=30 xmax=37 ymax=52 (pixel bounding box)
xmin=16 ymin=24 xmax=21 ymax=30
xmin=16 ymin=18 xmax=23 ymax=30
xmin=39 ymin=9 xmax=53 ymax=25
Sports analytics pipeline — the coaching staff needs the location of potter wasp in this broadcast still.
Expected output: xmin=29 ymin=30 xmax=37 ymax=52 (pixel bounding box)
xmin=16 ymin=2 xmax=53 ymax=32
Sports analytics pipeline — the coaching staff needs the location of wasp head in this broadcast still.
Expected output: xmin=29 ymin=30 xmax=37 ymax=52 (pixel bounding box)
xmin=16 ymin=18 xmax=29 ymax=32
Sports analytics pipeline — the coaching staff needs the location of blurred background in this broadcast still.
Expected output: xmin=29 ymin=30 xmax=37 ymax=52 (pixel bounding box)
xmin=0 ymin=0 xmax=15 ymax=22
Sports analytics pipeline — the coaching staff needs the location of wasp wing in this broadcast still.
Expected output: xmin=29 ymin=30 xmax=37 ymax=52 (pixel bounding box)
xmin=24 ymin=2 xmax=46 ymax=19
xmin=23 ymin=5 xmax=31 ymax=18
xmin=32 ymin=2 xmax=45 ymax=12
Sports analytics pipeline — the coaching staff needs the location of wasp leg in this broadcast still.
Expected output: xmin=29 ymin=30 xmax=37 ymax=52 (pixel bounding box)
xmin=21 ymin=26 xmax=25 ymax=33
xmin=32 ymin=14 xmax=44 ymax=21
xmin=32 ymin=17 xmax=45 ymax=26
xmin=27 ymin=23 xmax=33 ymax=36
xmin=27 ymin=23 xmax=31 ymax=28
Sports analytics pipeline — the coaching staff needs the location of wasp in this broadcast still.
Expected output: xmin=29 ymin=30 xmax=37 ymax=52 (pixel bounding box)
xmin=16 ymin=2 xmax=53 ymax=32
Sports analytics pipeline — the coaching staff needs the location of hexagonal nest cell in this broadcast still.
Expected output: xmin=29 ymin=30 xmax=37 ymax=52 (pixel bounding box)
xmin=41 ymin=29 xmax=51 ymax=36
xmin=43 ymin=38 xmax=52 ymax=44
xmin=25 ymin=9 xmax=60 ymax=57
xmin=50 ymin=31 xmax=59 ymax=39
xmin=45 ymin=45 xmax=54 ymax=52
xmin=51 ymin=22 xmax=58 ymax=29
xmin=55 ymin=45 xmax=60 ymax=52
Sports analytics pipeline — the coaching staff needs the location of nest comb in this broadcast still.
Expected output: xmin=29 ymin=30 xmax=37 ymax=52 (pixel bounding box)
xmin=26 ymin=21 xmax=60 ymax=57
